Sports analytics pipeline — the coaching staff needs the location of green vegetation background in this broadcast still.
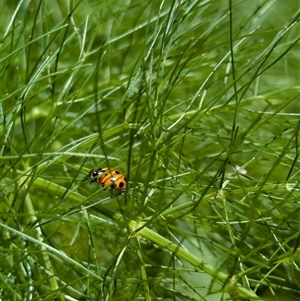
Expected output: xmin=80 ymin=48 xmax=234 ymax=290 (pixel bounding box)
xmin=1 ymin=0 xmax=299 ymax=300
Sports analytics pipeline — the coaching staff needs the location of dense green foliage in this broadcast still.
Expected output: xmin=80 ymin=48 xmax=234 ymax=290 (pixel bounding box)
xmin=1 ymin=0 xmax=299 ymax=300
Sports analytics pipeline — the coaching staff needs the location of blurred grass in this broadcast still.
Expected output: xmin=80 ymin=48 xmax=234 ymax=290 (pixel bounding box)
xmin=1 ymin=0 xmax=300 ymax=300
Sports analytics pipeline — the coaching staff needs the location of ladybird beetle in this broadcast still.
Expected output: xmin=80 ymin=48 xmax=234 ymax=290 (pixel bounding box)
xmin=90 ymin=167 xmax=127 ymax=191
